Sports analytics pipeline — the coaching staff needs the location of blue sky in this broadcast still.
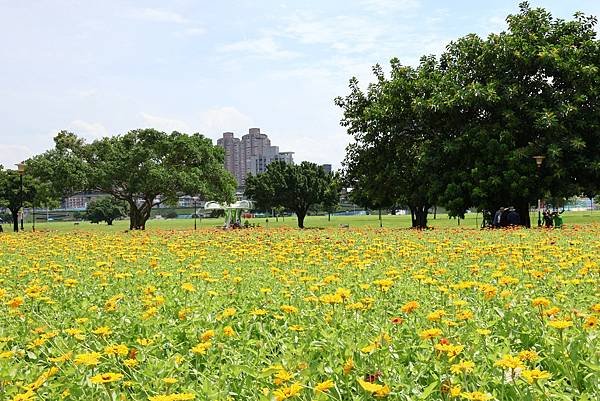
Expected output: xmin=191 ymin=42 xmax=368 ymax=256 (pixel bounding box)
xmin=1 ymin=0 xmax=599 ymax=170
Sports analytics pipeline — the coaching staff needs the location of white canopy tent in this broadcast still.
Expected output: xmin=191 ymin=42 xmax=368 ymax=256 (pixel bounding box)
xmin=204 ymin=200 xmax=254 ymax=228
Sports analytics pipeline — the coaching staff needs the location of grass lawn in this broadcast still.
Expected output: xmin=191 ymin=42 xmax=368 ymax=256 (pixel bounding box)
xmin=9 ymin=210 xmax=600 ymax=232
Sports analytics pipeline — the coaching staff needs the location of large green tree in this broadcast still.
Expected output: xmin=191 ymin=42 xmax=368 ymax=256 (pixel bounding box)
xmin=337 ymin=2 xmax=600 ymax=226
xmin=336 ymin=60 xmax=441 ymax=228
xmin=28 ymin=129 xmax=236 ymax=230
xmin=431 ymin=3 xmax=600 ymax=225
xmin=0 ymin=167 xmax=38 ymax=232
xmin=245 ymin=161 xmax=333 ymax=228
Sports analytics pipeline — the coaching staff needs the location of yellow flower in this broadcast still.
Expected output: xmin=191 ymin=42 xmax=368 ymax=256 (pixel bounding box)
xmin=92 ymin=326 xmax=112 ymax=337
xmin=273 ymin=369 xmax=293 ymax=385
xmin=24 ymin=367 xmax=59 ymax=391
xmin=583 ymin=315 xmax=597 ymax=330
xmin=6 ymin=297 xmax=24 ymax=309
xmin=181 ymin=282 xmax=196 ymax=292
xmin=427 ymin=309 xmax=446 ymax=321
xmin=191 ymin=341 xmax=211 ymax=355
xmin=450 ymin=360 xmax=475 ymax=374
xmin=419 ymin=328 xmax=442 ymax=340
xmin=220 ymin=307 xmax=236 ymax=318
xmin=200 ymin=330 xmax=215 ymax=342
xmin=148 ymin=394 xmax=195 ymax=401
xmin=223 ymin=326 xmax=236 ymax=336
xmin=476 ymin=329 xmax=491 ymax=336
xmin=450 ymin=385 xmax=461 ymax=397
xmin=123 ymin=358 xmax=138 ymax=367
xmin=48 ymin=352 xmax=72 ymax=363
xmin=400 ymin=301 xmax=420 ymax=313
xmin=251 ymin=308 xmax=268 ymax=316
xmin=343 ymin=358 xmax=354 ymax=374
xmin=547 ymin=320 xmax=573 ymax=329
xmin=531 ymin=297 xmax=551 ymax=307
xmin=314 ymin=379 xmax=335 ymax=393
xmin=357 ymin=379 xmax=390 ymax=397
xmin=361 ymin=342 xmax=378 ymax=353
xmin=0 ymin=350 xmax=15 ymax=359
xmin=280 ymin=305 xmax=298 ymax=314
xmin=494 ymin=354 xmax=524 ymax=370
xmin=273 ymin=382 xmax=302 ymax=400
xmin=10 ymin=390 xmax=36 ymax=401
xmin=460 ymin=391 xmax=493 ymax=400
xmin=137 ymin=338 xmax=154 ymax=346
xmin=521 ymin=369 xmax=551 ymax=384
xmin=90 ymin=372 xmax=124 ymax=384
xmin=162 ymin=378 xmax=178 ymax=384
xmin=74 ymin=352 xmax=102 ymax=366
xmin=518 ymin=350 xmax=539 ymax=362
xmin=104 ymin=343 xmax=129 ymax=356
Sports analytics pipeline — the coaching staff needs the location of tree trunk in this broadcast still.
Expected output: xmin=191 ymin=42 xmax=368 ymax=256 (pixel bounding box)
xmin=11 ymin=209 xmax=19 ymax=232
xmin=107 ymin=219 xmax=113 ymax=226
xmin=296 ymin=209 xmax=306 ymax=229
xmin=410 ymin=205 xmax=429 ymax=229
xmin=378 ymin=209 xmax=382 ymax=227
xmin=328 ymin=212 xmax=331 ymax=221
xmin=433 ymin=206 xmax=437 ymax=220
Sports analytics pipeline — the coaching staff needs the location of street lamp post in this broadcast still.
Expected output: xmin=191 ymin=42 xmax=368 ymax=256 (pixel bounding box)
xmin=193 ymin=198 xmax=198 ymax=230
xmin=533 ymin=155 xmax=545 ymax=227
xmin=16 ymin=162 xmax=26 ymax=231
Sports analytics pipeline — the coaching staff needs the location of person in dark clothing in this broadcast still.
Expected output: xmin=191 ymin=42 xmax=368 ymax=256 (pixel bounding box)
xmin=506 ymin=207 xmax=520 ymax=226
xmin=500 ymin=208 xmax=510 ymax=227
xmin=543 ymin=210 xmax=553 ymax=228
xmin=493 ymin=208 xmax=504 ymax=228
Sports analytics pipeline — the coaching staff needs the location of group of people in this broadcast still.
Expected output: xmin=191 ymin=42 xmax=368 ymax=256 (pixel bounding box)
xmin=543 ymin=209 xmax=563 ymax=228
xmin=492 ymin=207 xmax=521 ymax=228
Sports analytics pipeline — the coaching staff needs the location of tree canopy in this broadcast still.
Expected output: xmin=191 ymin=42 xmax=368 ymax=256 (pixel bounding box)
xmin=245 ymin=161 xmax=334 ymax=228
xmin=28 ymin=129 xmax=236 ymax=230
xmin=86 ymin=197 xmax=128 ymax=225
xmin=337 ymin=2 xmax=600 ymax=227
xmin=0 ymin=167 xmax=39 ymax=232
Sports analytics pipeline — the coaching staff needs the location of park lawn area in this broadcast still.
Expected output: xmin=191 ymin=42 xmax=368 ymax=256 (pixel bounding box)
xmin=0 ymin=222 xmax=598 ymax=400
xmin=12 ymin=210 xmax=600 ymax=232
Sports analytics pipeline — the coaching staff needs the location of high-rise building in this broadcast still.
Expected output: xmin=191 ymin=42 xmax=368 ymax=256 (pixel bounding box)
xmin=217 ymin=128 xmax=294 ymax=188
xmin=321 ymin=164 xmax=333 ymax=174
xmin=217 ymin=132 xmax=243 ymax=184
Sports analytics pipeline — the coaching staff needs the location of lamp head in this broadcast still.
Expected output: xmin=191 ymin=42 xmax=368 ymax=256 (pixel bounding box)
xmin=533 ymin=155 xmax=545 ymax=168
xmin=15 ymin=162 xmax=26 ymax=175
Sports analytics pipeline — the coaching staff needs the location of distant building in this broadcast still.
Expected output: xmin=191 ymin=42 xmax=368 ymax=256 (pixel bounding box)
xmin=321 ymin=164 xmax=332 ymax=174
xmin=217 ymin=128 xmax=294 ymax=188
xmin=62 ymin=191 xmax=106 ymax=210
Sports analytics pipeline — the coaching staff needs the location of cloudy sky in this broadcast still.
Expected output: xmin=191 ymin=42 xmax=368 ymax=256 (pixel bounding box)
xmin=1 ymin=0 xmax=599 ymax=170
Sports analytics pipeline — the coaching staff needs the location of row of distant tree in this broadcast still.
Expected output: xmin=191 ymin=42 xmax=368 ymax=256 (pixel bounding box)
xmin=2 ymin=4 xmax=598 ymax=231
xmin=0 ymin=129 xmax=339 ymax=231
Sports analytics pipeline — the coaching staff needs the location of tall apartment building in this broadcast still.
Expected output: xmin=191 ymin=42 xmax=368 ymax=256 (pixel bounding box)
xmin=217 ymin=128 xmax=294 ymax=188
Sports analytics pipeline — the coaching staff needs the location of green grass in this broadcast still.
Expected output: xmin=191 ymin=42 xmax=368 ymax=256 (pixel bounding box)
xmin=10 ymin=210 xmax=600 ymax=232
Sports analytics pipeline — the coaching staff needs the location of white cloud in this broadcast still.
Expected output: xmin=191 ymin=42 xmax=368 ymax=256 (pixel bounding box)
xmin=284 ymin=14 xmax=385 ymax=54
xmin=175 ymin=27 xmax=206 ymax=37
xmin=69 ymin=120 xmax=110 ymax=139
xmin=0 ymin=144 xmax=34 ymax=169
xmin=198 ymin=107 xmax=254 ymax=137
xmin=132 ymin=8 xmax=188 ymax=24
xmin=140 ymin=113 xmax=191 ymax=133
xmin=219 ymin=37 xmax=300 ymax=60
xmin=360 ymin=0 xmax=420 ymax=13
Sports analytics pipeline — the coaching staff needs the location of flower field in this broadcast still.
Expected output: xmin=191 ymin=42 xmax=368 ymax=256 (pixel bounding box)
xmin=0 ymin=226 xmax=598 ymax=401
